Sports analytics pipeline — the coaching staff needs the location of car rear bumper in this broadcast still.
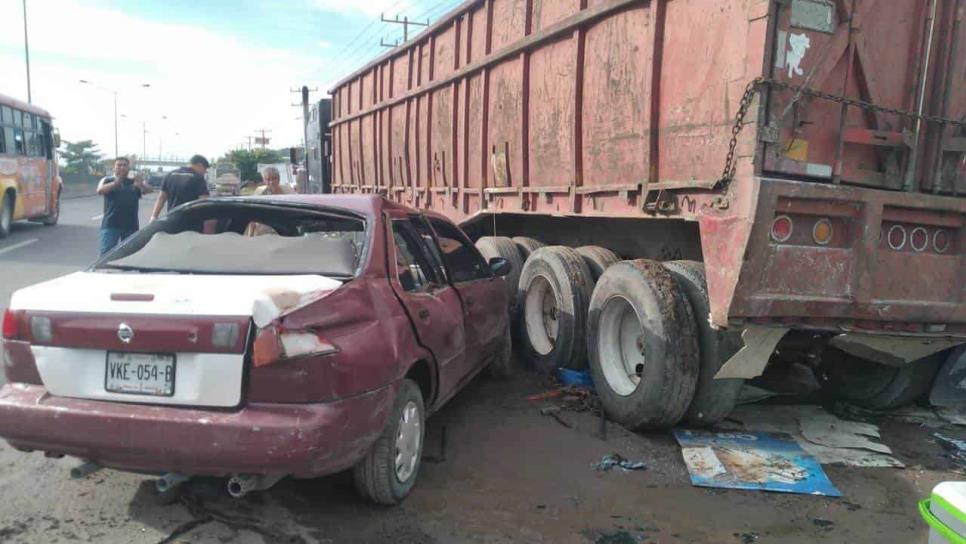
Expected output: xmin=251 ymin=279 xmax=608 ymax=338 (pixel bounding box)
xmin=0 ymin=383 xmax=396 ymax=478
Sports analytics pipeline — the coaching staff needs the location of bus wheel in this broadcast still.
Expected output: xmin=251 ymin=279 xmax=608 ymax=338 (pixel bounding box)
xmin=575 ymin=246 xmax=621 ymax=282
xmin=518 ymin=246 xmax=594 ymax=373
xmin=588 ymin=260 xmax=699 ymax=430
xmin=663 ymin=261 xmax=744 ymax=426
xmin=42 ymin=191 xmax=60 ymax=226
xmin=0 ymin=193 xmax=12 ymax=238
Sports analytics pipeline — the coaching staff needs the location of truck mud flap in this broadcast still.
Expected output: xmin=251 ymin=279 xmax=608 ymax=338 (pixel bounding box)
xmin=714 ymin=325 xmax=789 ymax=380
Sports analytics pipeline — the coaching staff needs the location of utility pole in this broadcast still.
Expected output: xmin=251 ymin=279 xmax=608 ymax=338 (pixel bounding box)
xmin=291 ymin=86 xmax=318 ymax=193
xmin=380 ymin=13 xmax=428 ymax=44
xmin=22 ymin=0 xmax=32 ymax=103
xmin=142 ymin=120 xmax=148 ymax=161
xmin=252 ymin=128 xmax=272 ymax=149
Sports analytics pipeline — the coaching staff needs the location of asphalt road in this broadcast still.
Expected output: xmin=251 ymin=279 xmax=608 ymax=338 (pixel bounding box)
xmin=0 ymin=196 xmax=959 ymax=543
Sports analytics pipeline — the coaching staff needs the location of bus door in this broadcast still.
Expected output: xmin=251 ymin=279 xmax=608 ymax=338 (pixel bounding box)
xmin=18 ymin=111 xmax=47 ymax=218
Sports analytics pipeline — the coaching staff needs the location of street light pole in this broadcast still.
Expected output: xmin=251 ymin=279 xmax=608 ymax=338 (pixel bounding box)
xmin=80 ymin=81 xmax=150 ymax=159
xmin=22 ymin=0 xmax=32 ymax=103
xmin=112 ymin=91 xmax=118 ymax=157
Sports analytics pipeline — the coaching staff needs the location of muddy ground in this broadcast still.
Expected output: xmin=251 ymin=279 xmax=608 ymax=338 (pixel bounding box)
xmin=0 ymin=359 xmax=961 ymax=544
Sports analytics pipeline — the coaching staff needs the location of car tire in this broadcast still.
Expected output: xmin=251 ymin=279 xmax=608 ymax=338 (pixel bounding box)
xmin=663 ymin=260 xmax=744 ymax=426
xmin=353 ymin=379 xmax=425 ymax=505
xmin=488 ymin=321 xmax=514 ymax=378
xmin=0 ymin=193 xmax=12 ymax=238
xmin=587 ymin=259 xmax=700 ymax=431
xmin=820 ymin=348 xmax=943 ymax=410
xmin=42 ymin=190 xmax=60 ymax=226
xmin=511 ymin=236 xmax=545 ymax=260
xmin=476 ymin=236 xmax=524 ymax=311
xmin=575 ymin=246 xmax=621 ymax=282
xmin=518 ymin=246 xmax=594 ymax=373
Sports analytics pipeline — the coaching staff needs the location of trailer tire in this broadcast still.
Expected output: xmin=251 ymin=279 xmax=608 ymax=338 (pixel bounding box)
xmin=663 ymin=261 xmax=744 ymax=426
xmin=476 ymin=236 xmax=524 ymax=310
xmin=518 ymin=246 xmax=594 ymax=372
xmin=575 ymin=246 xmax=621 ymax=282
xmin=588 ymin=259 xmax=700 ymax=430
xmin=353 ymin=379 xmax=425 ymax=505
xmin=820 ymin=349 xmax=942 ymax=410
xmin=511 ymin=236 xmax=545 ymax=260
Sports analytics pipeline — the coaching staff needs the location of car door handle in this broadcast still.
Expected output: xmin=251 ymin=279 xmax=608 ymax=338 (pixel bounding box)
xmin=418 ymin=308 xmax=430 ymax=320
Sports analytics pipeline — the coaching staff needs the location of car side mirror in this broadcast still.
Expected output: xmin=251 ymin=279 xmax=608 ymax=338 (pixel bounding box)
xmin=489 ymin=257 xmax=512 ymax=277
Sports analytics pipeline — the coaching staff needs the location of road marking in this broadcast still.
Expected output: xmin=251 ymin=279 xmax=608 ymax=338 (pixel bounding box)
xmin=0 ymin=238 xmax=38 ymax=256
xmin=92 ymin=214 xmax=104 ymax=221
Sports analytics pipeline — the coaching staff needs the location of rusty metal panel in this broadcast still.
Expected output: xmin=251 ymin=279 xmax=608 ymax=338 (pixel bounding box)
xmin=528 ymin=36 xmax=576 ymax=190
xmin=532 ymin=0 xmax=580 ymax=31
xmin=491 ymin=0 xmax=528 ymax=50
xmin=487 ymin=59 xmax=524 ymax=189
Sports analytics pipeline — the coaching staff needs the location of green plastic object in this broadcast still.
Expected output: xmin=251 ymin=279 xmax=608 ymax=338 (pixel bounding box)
xmin=920 ymin=498 xmax=966 ymax=544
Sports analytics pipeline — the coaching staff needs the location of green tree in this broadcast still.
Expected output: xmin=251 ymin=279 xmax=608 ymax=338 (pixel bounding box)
xmin=220 ymin=148 xmax=283 ymax=182
xmin=60 ymin=140 xmax=104 ymax=176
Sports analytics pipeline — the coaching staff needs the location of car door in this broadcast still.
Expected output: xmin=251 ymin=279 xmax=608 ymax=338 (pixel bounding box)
xmin=388 ymin=217 xmax=468 ymax=401
xmin=423 ymin=216 xmax=507 ymax=367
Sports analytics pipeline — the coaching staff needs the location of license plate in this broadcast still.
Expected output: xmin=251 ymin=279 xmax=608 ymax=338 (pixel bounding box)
xmin=105 ymin=352 xmax=176 ymax=397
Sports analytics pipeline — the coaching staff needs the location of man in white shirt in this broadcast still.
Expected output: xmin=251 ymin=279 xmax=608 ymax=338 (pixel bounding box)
xmin=255 ymin=167 xmax=294 ymax=195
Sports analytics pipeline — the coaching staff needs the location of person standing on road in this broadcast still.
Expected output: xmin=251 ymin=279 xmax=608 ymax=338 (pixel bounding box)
xmin=254 ymin=166 xmax=294 ymax=195
xmin=96 ymin=157 xmax=152 ymax=256
xmin=150 ymin=154 xmax=210 ymax=222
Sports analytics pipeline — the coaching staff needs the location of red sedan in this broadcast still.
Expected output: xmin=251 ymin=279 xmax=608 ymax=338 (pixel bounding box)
xmin=0 ymin=195 xmax=513 ymax=504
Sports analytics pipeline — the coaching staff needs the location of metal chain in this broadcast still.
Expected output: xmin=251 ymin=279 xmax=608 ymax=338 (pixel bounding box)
xmin=717 ymin=77 xmax=966 ymax=188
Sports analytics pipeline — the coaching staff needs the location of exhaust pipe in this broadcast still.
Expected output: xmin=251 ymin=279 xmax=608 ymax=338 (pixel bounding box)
xmin=156 ymin=473 xmax=190 ymax=494
xmin=70 ymin=461 xmax=102 ymax=479
xmin=226 ymin=474 xmax=284 ymax=498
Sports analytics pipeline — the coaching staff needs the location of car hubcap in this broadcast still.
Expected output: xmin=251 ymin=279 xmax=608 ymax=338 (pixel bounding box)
xmin=394 ymin=401 xmax=421 ymax=482
xmin=524 ymin=275 xmax=559 ymax=355
xmin=598 ymin=296 xmax=645 ymax=397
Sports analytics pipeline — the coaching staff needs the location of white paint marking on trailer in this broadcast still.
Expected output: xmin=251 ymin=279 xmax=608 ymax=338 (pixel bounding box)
xmin=0 ymin=238 xmax=38 ymax=256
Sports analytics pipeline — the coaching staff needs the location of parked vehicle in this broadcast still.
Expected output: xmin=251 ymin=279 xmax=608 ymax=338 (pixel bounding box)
xmin=327 ymin=0 xmax=966 ymax=428
xmin=0 ymin=92 xmax=62 ymax=238
xmin=208 ymin=161 xmax=241 ymax=196
xmin=0 ymin=195 xmax=513 ymax=504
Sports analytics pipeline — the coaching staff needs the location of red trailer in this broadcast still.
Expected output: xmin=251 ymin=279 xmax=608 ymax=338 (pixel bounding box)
xmin=328 ymin=0 xmax=966 ymax=429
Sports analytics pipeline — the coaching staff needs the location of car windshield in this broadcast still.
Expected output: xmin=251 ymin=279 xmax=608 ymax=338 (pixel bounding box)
xmin=96 ymin=200 xmax=368 ymax=277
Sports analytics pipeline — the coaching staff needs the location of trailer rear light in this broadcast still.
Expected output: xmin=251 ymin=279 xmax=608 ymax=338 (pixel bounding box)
xmin=29 ymin=316 xmax=52 ymax=343
xmin=212 ymin=322 xmax=240 ymax=348
xmin=933 ymin=229 xmax=951 ymax=254
xmin=887 ymin=225 xmax=906 ymax=250
xmin=910 ymin=227 xmax=929 ymax=252
xmin=771 ymin=215 xmax=793 ymax=242
xmin=2 ymin=309 xmax=24 ymax=340
xmin=812 ymin=218 xmax=833 ymax=246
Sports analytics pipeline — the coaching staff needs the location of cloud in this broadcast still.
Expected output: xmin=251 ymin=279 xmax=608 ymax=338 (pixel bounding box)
xmin=0 ymin=0 xmax=331 ymax=161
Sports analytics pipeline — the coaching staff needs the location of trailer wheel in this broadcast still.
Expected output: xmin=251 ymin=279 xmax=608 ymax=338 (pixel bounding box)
xmin=588 ymin=259 xmax=699 ymax=430
xmin=518 ymin=246 xmax=594 ymax=372
xmin=575 ymin=246 xmax=621 ymax=282
xmin=476 ymin=236 xmax=524 ymax=310
xmin=663 ymin=261 xmax=744 ymax=426
xmin=820 ymin=349 xmax=942 ymax=410
xmin=511 ymin=236 xmax=545 ymax=260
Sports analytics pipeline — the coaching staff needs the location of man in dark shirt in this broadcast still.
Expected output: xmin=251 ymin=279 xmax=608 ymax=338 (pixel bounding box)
xmin=97 ymin=157 xmax=152 ymax=256
xmin=150 ymin=154 xmax=210 ymax=221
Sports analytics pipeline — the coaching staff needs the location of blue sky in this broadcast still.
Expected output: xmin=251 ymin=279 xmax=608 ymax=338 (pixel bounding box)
xmin=0 ymin=0 xmax=462 ymax=161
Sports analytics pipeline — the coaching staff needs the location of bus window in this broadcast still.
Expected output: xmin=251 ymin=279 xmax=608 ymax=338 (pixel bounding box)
xmin=0 ymin=126 xmax=5 ymax=154
xmin=12 ymin=110 xmax=22 ymax=127
xmin=0 ymin=106 xmax=8 ymax=124
xmin=23 ymin=113 xmax=33 ymax=130
xmin=1 ymin=127 xmax=13 ymax=155
xmin=13 ymin=128 xmax=25 ymax=155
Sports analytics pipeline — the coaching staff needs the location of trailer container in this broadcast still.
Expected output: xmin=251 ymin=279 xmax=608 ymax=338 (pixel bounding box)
xmin=328 ymin=0 xmax=966 ymax=428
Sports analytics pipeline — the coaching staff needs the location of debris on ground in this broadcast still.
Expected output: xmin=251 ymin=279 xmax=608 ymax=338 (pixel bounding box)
xmin=540 ymin=407 xmax=574 ymax=429
xmin=673 ymin=429 xmax=842 ymax=497
xmin=528 ymin=384 xmax=600 ymax=414
xmin=592 ymin=453 xmax=647 ymax=472
xmin=727 ymin=405 xmax=903 ymax=468
xmin=558 ymin=368 xmax=594 ymax=388
xmin=736 ymin=532 xmax=759 ymax=543
xmin=812 ymin=517 xmax=835 ymax=530
xmin=832 ymin=402 xmax=966 ymax=428
xmin=933 ymin=433 xmax=966 ymax=470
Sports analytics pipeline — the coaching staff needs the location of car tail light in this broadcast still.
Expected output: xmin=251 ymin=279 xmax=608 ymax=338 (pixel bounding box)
xmin=252 ymin=324 xmax=338 ymax=367
xmin=212 ymin=323 xmax=240 ymax=348
xmin=2 ymin=309 xmax=24 ymax=340
xmin=812 ymin=218 xmax=833 ymax=246
xmin=910 ymin=227 xmax=929 ymax=252
xmin=29 ymin=316 xmax=52 ymax=343
xmin=934 ymin=229 xmax=951 ymax=254
xmin=771 ymin=215 xmax=793 ymax=242
xmin=887 ymin=225 xmax=906 ymax=250
xmin=253 ymin=325 xmax=283 ymax=368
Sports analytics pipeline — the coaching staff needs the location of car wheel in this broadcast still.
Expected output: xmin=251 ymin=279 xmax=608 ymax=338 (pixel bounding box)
xmin=663 ymin=261 xmax=744 ymax=426
xmin=0 ymin=193 xmax=13 ymax=239
xmin=488 ymin=321 xmax=514 ymax=378
xmin=353 ymin=379 xmax=425 ymax=505
xmin=511 ymin=236 xmax=544 ymax=260
xmin=476 ymin=236 xmax=524 ymax=312
xmin=587 ymin=259 xmax=700 ymax=430
xmin=42 ymin=191 xmax=60 ymax=226
xmin=820 ymin=348 xmax=942 ymax=410
xmin=518 ymin=246 xmax=594 ymax=373
xmin=575 ymin=246 xmax=621 ymax=282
